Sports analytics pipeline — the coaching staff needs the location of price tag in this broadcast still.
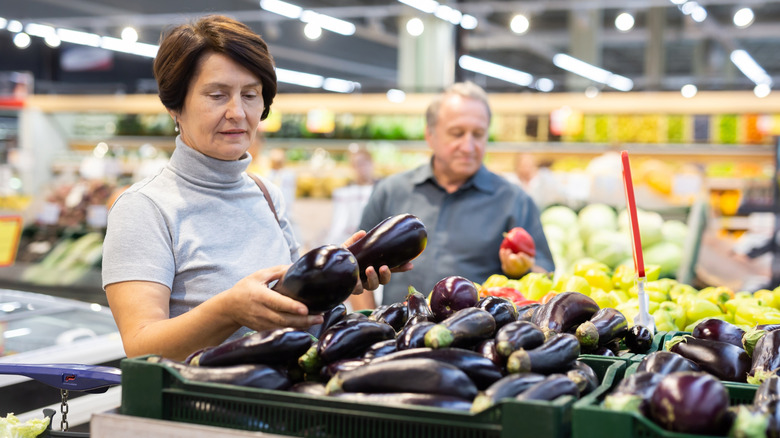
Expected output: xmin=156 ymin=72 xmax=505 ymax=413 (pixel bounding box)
xmin=0 ymin=215 xmax=22 ymax=267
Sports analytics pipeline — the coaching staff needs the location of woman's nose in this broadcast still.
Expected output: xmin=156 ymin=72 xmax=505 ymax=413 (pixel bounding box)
xmin=225 ymin=95 xmax=246 ymax=120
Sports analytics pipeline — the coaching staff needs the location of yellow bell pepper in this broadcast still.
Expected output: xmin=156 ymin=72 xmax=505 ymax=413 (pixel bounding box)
xmin=525 ymin=273 xmax=553 ymax=301
xmin=590 ymin=289 xmax=618 ymax=310
xmin=653 ymin=308 xmax=678 ymax=332
xmin=609 ymin=289 xmax=630 ymax=304
xmin=697 ymin=286 xmax=734 ymax=312
xmin=584 ymin=268 xmax=613 ymax=292
xmin=657 ymin=301 xmax=686 ymax=330
xmin=684 ymin=298 xmax=724 ymax=326
xmin=754 ymin=289 xmax=777 ymax=309
xmin=669 ymin=283 xmax=698 ymax=302
xmin=735 ymin=304 xmax=780 ymax=326
xmin=611 ymin=265 xmax=635 ymax=291
xmin=563 ymin=275 xmax=592 ymax=296
xmin=573 ymin=260 xmax=610 ymax=276
xmin=482 ymin=274 xmax=508 ymax=289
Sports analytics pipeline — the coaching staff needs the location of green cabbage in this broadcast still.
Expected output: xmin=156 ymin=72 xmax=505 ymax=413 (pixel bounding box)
xmin=541 ymin=205 xmax=579 ymax=230
xmin=643 ymin=241 xmax=683 ymax=278
xmin=578 ymin=204 xmax=618 ymax=243
xmin=585 ymin=230 xmax=631 ymax=269
xmin=618 ymin=208 xmax=665 ymax=248
xmin=662 ymin=220 xmax=688 ymax=247
xmin=0 ymin=413 xmax=50 ymax=438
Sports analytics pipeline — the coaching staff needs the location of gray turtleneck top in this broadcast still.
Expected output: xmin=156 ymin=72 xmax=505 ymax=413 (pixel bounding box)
xmin=102 ymin=136 xmax=300 ymax=340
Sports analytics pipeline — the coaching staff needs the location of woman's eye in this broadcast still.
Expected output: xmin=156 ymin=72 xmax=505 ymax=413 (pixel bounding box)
xmin=209 ymin=93 xmax=225 ymax=99
xmin=243 ymin=93 xmax=258 ymax=99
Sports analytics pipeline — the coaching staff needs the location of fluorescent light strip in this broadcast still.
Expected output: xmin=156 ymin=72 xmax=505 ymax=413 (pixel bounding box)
xmin=101 ymin=36 xmax=159 ymax=58
xmin=259 ymin=0 xmax=302 ymax=19
xmin=24 ymin=23 xmax=56 ymax=38
xmin=459 ymin=55 xmax=533 ymax=87
xmin=730 ymin=49 xmax=772 ymax=86
xmin=552 ymin=53 xmax=633 ymax=91
xmin=57 ymin=28 xmax=101 ymax=47
xmin=323 ymin=78 xmax=357 ymax=93
xmin=397 ymin=0 xmax=477 ymax=29
xmin=300 ymin=11 xmax=356 ymax=36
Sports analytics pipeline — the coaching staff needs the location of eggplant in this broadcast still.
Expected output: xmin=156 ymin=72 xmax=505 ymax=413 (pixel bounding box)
xmin=567 ymin=360 xmax=599 ymax=396
xmin=575 ymin=307 xmax=628 ymax=349
xmin=517 ymin=303 xmax=541 ymax=323
xmin=649 ymin=371 xmax=730 ymax=435
xmin=636 ymin=351 xmax=701 ymax=375
xmin=406 ymin=286 xmax=435 ymax=323
xmin=325 ymin=357 xmax=479 ymax=400
xmin=288 ymin=381 xmax=327 ymax=396
xmin=757 ymin=324 xmax=780 ymax=332
xmin=424 ymin=307 xmax=496 ymax=349
xmin=476 ymin=296 xmax=518 ymax=330
xmin=369 ymin=302 xmax=408 ymax=332
xmin=149 ymin=356 xmax=291 ymax=390
xmin=667 ymin=335 xmax=751 ymax=382
xmin=764 ymin=398 xmax=780 ymax=438
xmin=192 ymin=327 xmax=314 ymax=367
xmin=333 ymin=392 xmax=472 ymax=412
xmin=273 ymin=244 xmax=359 ymax=314
xmin=755 ymin=374 xmax=780 ymax=409
xmin=347 ymin=213 xmax=427 ymax=283
xmin=307 ymin=303 xmax=347 ymax=339
xmin=316 ymin=318 xmax=396 ymax=364
xmin=624 ymin=325 xmax=653 ymax=353
xmin=515 ymin=373 xmax=580 ymax=402
xmin=585 ymin=346 xmax=616 ymax=357
xmin=470 ymin=373 xmax=546 ymax=413
xmin=320 ymin=358 xmax=368 ymax=379
xmin=476 ymin=338 xmax=505 ymax=369
xmin=506 ymin=333 xmax=581 ymax=374
xmin=691 ymin=318 xmax=746 ymax=348
xmin=396 ymin=321 xmax=435 ymax=351
xmin=532 ymin=291 xmax=599 ymax=338
xmin=495 ymin=321 xmax=545 ymax=358
xmin=362 ymin=339 xmax=397 ymax=360
xmin=750 ymin=329 xmax=780 ymax=385
xmin=428 ymin=276 xmax=480 ymax=322
xmin=369 ymin=347 xmax=503 ymax=390
xmin=603 ymin=371 xmax=664 ymax=415
xmin=604 ymin=338 xmax=622 ymax=356
xmin=342 ymin=311 xmax=369 ymax=322
xmin=298 ymin=344 xmax=323 ymax=375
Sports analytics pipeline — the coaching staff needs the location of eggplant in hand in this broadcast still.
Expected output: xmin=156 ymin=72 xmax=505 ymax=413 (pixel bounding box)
xmin=347 ymin=214 xmax=427 ymax=282
xmin=273 ymin=244 xmax=359 ymax=314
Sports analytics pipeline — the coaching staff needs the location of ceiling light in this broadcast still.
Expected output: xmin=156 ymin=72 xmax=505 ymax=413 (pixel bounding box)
xmin=260 ymin=0 xmax=303 ymax=19
xmin=300 ymin=10 xmax=356 ymax=36
xmin=552 ymin=53 xmax=633 ymax=91
xmin=0 ymin=17 xmax=7 ymax=30
xmin=535 ymin=78 xmax=554 ymax=92
xmin=434 ymin=5 xmax=462 ymax=25
xmin=458 ymin=55 xmax=533 ymax=87
xmin=730 ymin=49 xmax=772 ymax=85
xmin=733 ymin=8 xmax=754 ymax=28
xmin=398 ymin=0 xmax=438 ymax=14
xmin=303 ymin=22 xmax=322 ymax=40
xmin=7 ymin=20 xmax=23 ymax=33
xmin=13 ymin=32 xmax=31 ymax=49
xmin=44 ymin=34 xmax=61 ymax=48
xmin=101 ymin=36 xmax=158 ymax=57
xmin=615 ymin=12 xmax=635 ymax=32
xmin=669 ymin=0 xmax=686 ymax=4
xmin=460 ymin=15 xmax=478 ymax=30
xmin=690 ymin=6 xmax=707 ymax=22
xmin=510 ymin=14 xmax=530 ymax=34
xmin=58 ymin=28 xmax=101 ymax=47
xmin=121 ymin=27 xmax=138 ymax=43
xmin=406 ymin=18 xmax=424 ymax=37
xmin=323 ymin=78 xmax=357 ymax=93
xmin=754 ymin=84 xmax=771 ymax=98
xmin=24 ymin=23 xmax=56 ymax=38
xmin=585 ymin=86 xmax=600 ymax=98
xmin=681 ymin=84 xmax=697 ymax=98
xmin=387 ymin=89 xmax=406 ymax=103
xmin=276 ymin=68 xmax=324 ymax=88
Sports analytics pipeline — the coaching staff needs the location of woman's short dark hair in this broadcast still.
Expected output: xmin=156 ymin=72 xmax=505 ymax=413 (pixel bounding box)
xmin=153 ymin=15 xmax=276 ymax=120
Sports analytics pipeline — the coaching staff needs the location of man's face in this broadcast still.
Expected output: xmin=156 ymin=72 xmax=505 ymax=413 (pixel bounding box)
xmin=426 ymin=94 xmax=490 ymax=186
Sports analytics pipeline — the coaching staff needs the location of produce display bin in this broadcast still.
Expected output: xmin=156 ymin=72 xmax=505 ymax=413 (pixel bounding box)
xmin=120 ymin=355 xmax=625 ymax=438
xmin=571 ymin=358 xmax=757 ymax=438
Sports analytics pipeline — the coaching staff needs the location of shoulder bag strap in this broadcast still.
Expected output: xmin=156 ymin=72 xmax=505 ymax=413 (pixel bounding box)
xmin=248 ymin=173 xmax=280 ymax=225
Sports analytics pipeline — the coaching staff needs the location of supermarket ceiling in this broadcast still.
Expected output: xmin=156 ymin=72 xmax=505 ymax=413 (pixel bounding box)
xmin=3 ymin=0 xmax=780 ymax=95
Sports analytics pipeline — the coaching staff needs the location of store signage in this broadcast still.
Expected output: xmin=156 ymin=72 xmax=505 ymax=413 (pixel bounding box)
xmin=0 ymin=215 xmax=22 ymax=266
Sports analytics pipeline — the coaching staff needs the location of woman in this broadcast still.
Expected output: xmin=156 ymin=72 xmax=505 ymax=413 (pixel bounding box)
xmin=102 ymin=15 xmax=405 ymax=361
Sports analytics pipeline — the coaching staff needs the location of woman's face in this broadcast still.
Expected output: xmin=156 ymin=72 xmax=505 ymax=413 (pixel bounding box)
xmin=173 ymin=52 xmax=264 ymax=161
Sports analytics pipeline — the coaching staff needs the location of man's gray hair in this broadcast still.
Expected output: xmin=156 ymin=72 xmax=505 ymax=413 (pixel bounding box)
xmin=425 ymin=81 xmax=492 ymax=129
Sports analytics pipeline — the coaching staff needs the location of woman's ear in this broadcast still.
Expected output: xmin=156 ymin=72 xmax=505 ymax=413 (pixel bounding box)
xmin=167 ymin=109 xmax=180 ymax=132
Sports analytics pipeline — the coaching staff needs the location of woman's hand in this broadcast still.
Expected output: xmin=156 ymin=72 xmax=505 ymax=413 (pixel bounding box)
xmin=499 ymin=247 xmax=535 ymax=278
xmin=225 ymin=265 xmax=323 ymax=331
xmin=343 ymin=231 xmax=413 ymax=294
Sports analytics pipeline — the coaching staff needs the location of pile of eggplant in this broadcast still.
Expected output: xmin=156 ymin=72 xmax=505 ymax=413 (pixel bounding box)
xmin=603 ymin=349 xmax=780 ymax=436
xmin=660 ymin=318 xmax=780 ymax=385
xmin=146 ymin=280 xmax=655 ymax=414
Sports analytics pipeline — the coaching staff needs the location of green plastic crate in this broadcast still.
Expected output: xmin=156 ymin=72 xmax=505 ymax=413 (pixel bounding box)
xmin=572 ymin=357 xmax=757 ymax=438
xmin=120 ymin=355 xmax=625 ymax=438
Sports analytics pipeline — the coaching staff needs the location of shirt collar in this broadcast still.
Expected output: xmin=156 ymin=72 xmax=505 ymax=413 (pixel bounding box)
xmin=167 ymin=135 xmax=251 ymax=187
xmin=412 ymin=158 xmax=495 ymax=194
